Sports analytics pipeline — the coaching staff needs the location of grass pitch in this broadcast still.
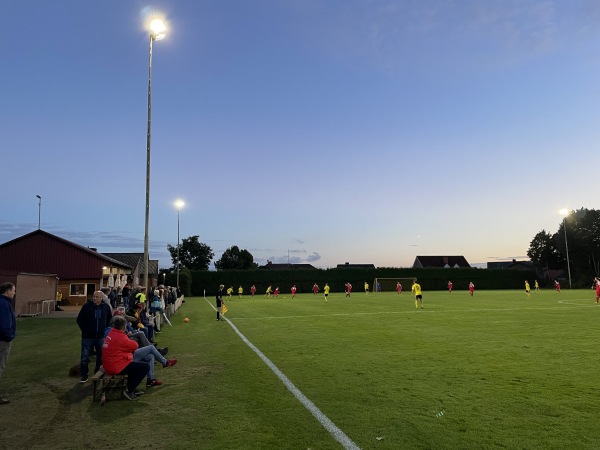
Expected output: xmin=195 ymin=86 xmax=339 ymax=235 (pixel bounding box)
xmin=2 ymin=288 xmax=599 ymax=449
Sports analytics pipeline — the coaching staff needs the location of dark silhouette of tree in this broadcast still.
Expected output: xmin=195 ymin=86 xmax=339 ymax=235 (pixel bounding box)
xmin=215 ymin=245 xmax=258 ymax=270
xmin=167 ymin=235 xmax=214 ymax=271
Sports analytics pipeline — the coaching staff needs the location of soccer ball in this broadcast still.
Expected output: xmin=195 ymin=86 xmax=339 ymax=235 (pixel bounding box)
xmin=184 ymin=317 xmax=190 ymax=323
xmin=284 ymin=296 xmax=286 ymax=299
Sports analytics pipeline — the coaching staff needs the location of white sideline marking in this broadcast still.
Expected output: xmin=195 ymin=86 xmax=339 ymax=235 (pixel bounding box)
xmin=205 ymin=298 xmax=360 ymax=450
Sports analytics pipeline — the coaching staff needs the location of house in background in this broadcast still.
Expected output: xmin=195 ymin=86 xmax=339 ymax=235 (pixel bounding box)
xmin=336 ymin=262 xmax=376 ymax=269
xmin=412 ymin=256 xmax=471 ymax=269
xmin=0 ymin=230 xmax=135 ymax=306
xmin=259 ymin=261 xmax=316 ymax=270
xmin=103 ymin=253 xmax=159 ymax=288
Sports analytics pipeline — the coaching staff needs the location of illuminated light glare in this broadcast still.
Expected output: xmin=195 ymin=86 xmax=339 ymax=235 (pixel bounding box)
xmin=559 ymin=208 xmax=568 ymax=216
xmin=175 ymin=199 xmax=185 ymax=209
xmin=150 ymin=19 xmax=166 ymax=40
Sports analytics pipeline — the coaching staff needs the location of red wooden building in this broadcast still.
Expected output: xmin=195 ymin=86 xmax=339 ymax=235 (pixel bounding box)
xmin=0 ymin=230 xmax=135 ymax=309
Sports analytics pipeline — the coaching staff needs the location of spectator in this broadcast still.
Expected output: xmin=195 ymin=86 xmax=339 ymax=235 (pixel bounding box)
xmin=0 ymin=282 xmax=16 ymax=405
xmin=76 ymin=291 xmax=112 ymax=383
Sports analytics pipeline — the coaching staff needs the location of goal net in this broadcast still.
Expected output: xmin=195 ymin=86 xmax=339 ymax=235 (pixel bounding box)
xmin=373 ymin=277 xmax=416 ymax=293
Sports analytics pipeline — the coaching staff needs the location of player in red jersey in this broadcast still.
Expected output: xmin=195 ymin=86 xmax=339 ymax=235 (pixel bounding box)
xmin=595 ymin=277 xmax=600 ymax=303
xmin=448 ymin=281 xmax=453 ymax=293
xmin=313 ymin=283 xmax=319 ymax=295
xmin=345 ymin=282 xmax=352 ymax=297
xmin=291 ymin=285 xmax=297 ymax=299
xmin=469 ymin=282 xmax=475 ymax=296
xmin=555 ymin=280 xmax=560 ymax=292
xmin=274 ymin=287 xmax=280 ymax=298
xmin=396 ymin=282 xmax=402 ymax=295
xmin=250 ymin=285 xmax=256 ymax=298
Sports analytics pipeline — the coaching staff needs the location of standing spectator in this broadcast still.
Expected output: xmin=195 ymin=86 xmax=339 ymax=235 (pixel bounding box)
xmin=100 ymin=287 xmax=114 ymax=315
xmin=121 ymin=284 xmax=131 ymax=310
xmin=216 ymin=284 xmax=225 ymax=321
xmin=76 ymin=291 xmax=112 ymax=383
xmin=0 ymin=282 xmax=16 ymax=405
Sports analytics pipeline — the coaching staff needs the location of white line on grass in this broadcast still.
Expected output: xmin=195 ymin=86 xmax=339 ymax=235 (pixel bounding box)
xmin=205 ymin=298 xmax=361 ymax=450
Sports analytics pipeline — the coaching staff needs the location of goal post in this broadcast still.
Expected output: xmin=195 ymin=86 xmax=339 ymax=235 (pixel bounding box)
xmin=373 ymin=277 xmax=416 ymax=293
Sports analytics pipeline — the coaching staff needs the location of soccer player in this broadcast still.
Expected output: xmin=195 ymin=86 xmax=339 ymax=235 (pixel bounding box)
xmin=345 ymin=282 xmax=352 ymax=298
xmin=469 ymin=282 xmax=475 ymax=296
xmin=324 ymin=283 xmax=330 ymax=303
xmin=595 ymin=277 xmax=600 ymax=304
xmin=377 ymin=282 xmax=382 ymax=293
xmin=313 ymin=283 xmax=319 ymax=295
xmin=291 ymin=285 xmax=297 ymax=299
xmin=265 ymin=286 xmax=272 ymax=298
xmin=396 ymin=282 xmax=402 ymax=295
xmin=525 ymin=280 xmax=531 ymax=298
xmin=555 ymin=280 xmax=561 ymax=292
xmin=534 ymin=280 xmax=540 ymax=292
xmin=447 ymin=281 xmax=453 ymax=293
xmin=226 ymin=286 xmax=233 ymax=298
xmin=274 ymin=287 xmax=280 ymax=298
xmin=364 ymin=282 xmax=369 ymax=295
xmin=250 ymin=285 xmax=256 ymax=298
xmin=412 ymin=281 xmax=423 ymax=309
xmin=238 ymin=286 xmax=243 ymax=299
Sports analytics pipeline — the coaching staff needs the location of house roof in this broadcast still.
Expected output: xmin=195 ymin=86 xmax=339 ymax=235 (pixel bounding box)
xmin=103 ymin=253 xmax=158 ymax=276
xmin=258 ymin=262 xmax=316 ymax=270
xmin=487 ymin=260 xmax=534 ymax=270
xmin=336 ymin=263 xmax=376 ymax=269
xmin=0 ymin=229 xmax=131 ymax=278
xmin=413 ymin=256 xmax=471 ymax=269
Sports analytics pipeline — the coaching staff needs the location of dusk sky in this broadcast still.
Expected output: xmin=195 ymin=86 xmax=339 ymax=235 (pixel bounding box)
xmin=2 ymin=1 xmax=599 ymax=270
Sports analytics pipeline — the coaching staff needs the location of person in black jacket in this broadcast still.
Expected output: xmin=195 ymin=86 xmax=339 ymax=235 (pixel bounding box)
xmin=0 ymin=282 xmax=16 ymax=405
xmin=76 ymin=291 xmax=112 ymax=383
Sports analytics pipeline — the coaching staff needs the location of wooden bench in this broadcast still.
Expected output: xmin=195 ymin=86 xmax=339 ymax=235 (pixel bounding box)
xmin=91 ymin=367 xmax=128 ymax=404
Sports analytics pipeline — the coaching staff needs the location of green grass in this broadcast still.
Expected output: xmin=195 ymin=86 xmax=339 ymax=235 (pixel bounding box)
xmin=2 ymin=289 xmax=600 ymax=449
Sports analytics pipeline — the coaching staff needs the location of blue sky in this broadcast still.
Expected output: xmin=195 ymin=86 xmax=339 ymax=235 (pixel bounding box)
xmin=2 ymin=1 xmax=599 ymax=270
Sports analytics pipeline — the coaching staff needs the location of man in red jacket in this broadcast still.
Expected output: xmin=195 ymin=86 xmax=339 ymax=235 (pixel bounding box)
xmin=102 ymin=315 xmax=150 ymax=400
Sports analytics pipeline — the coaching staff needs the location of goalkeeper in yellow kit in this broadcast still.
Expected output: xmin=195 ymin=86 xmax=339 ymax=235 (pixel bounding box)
xmin=412 ymin=281 xmax=423 ymax=309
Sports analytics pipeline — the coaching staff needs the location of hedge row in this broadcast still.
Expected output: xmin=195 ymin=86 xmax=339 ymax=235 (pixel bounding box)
xmin=188 ymin=267 xmax=537 ymax=297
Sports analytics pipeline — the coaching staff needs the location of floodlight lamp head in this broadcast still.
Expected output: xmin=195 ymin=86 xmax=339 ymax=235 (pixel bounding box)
xmin=175 ymin=199 xmax=185 ymax=210
xmin=150 ymin=19 xmax=166 ymax=40
xmin=559 ymin=208 xmax=569 ymax=216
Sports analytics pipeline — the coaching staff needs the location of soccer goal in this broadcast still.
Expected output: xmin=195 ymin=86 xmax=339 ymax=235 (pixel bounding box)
xmin=373 ymin=277 xmax=416 ymax=293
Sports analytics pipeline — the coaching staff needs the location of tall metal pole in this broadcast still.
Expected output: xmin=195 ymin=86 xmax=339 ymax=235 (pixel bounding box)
xmin=36 ymin=195 xmax=41 ymax=230
xmin=564 ymin=217 xmax=572 ymax=289
xmin=176 ymin=207 xmax=181 ymax=288
xmin=143 ymin=35 xmax=153 ymax=290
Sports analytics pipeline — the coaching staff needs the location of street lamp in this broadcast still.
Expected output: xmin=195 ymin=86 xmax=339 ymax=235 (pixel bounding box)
xmin=559 ymin=209 xmax=572 ymax=289
xmin=143 ymin=18 xmax=167 ymax=290
xmin=35 ymin=195 xmax=41 ymax=230
xmin=174 ymin=199 xmax=185 ymax=288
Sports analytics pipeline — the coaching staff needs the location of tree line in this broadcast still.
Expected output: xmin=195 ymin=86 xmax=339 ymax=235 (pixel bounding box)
xmin=527 ymin=208 xmax=600 ymax=286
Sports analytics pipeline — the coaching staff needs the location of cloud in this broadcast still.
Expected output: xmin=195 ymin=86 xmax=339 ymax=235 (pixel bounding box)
xmin=306 ymin=252 xmax=321 ymax=262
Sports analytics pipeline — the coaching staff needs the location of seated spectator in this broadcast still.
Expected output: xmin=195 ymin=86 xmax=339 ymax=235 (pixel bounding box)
xmin=126 ymin=302 xmax=155 ymax=343
xmin=108 ymin=310 xmax=167 ymax=356
xmin=102 ymin=315 xmax=149 ymax=401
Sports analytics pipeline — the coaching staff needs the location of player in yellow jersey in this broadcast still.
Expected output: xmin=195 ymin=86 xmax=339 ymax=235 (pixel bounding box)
xmin=265 ymin=285 xmax=272 ymax=298
xmin=525 ymin=280 xmax=531 ymax=299
xmin=226 ymin=286 xmax=233 ymax=298
xmin=324 ymin=283 xmax=330 ymax=303
xmin=364 ymin=282 xmax=369 ymax=295
xmin=238 ymin=286 xmax=243 ymax=298
xmin=412 ymin=281 xmax=423 ymax=309
xmin=534 ymin=280 xmax=540 ymax=292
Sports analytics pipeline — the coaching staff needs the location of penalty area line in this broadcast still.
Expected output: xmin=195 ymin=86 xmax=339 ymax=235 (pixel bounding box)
xmin=204 ymin=298 xmax=361 ymax=450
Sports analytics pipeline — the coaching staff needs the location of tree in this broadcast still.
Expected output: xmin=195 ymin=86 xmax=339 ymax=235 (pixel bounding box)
xmin=167 ymin=235 xmax=214 ymax=271
xmin=527 ymin=230 xmax=561 ymax=269
xmin=214 ymin=245 xmax=258 ymax=270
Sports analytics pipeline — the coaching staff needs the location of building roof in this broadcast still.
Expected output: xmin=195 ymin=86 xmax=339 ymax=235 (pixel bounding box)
xmin=258 ymin=262 xmax=316 ymax=270
xmin=412 ymin=256 xmax=471 ymax=269
xmin=336 ymin=263 xmax=376 ymax=269
xmin=0 ymin=229 xmax=131 ymax=278
xmin=103 ymin=253 xmax=158 ymax=276
xmin=487 ymin=260 xmax=535 ymax=270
